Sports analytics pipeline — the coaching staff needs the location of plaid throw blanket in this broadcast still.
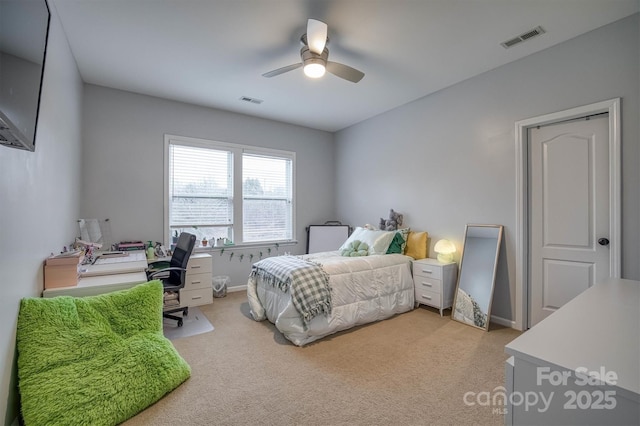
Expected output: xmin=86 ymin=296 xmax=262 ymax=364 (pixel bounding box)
xmin=251 ymin=255 xmax=331 ymax=326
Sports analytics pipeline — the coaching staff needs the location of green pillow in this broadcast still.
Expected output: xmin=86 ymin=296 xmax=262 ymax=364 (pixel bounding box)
xmin=396 ymin=228 xmax=410 ymax=253
xmin=386 ymin=232 xmax=406 ymax=254
xmin=17 ymin=281 xmax=191 ymax=426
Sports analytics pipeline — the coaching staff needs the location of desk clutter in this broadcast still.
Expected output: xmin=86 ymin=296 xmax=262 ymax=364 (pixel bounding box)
xmin=117 ymin=241 xmax=146 ymax=251
xmin=163 ymin=291 xmax=180 ymax=308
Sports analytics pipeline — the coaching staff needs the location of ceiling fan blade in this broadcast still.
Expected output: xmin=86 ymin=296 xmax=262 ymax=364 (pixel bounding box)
xmin=262 ymin=63 xmax=302 ymax=78
xmin=326 ymin=61 xmax=365 ymax=83
xmin=307 ymin=19 xmax=327 ymax=54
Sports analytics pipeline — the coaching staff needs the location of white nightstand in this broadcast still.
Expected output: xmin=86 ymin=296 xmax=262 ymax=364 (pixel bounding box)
xmin=412 ymin=258 xmax=457 ymax=316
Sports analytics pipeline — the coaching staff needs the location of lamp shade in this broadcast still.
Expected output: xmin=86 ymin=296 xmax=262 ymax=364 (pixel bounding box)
xmin=434 ymin=239 xmax=455 ymax=263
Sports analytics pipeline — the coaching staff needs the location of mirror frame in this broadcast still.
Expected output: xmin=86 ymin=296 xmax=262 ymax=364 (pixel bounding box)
xmin=451 ymin=224 xmax=503 ymax=331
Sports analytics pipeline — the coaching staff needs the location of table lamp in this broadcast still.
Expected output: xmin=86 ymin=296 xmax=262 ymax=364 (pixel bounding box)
xmin=434 ymin=239 xmax=456 ymax=263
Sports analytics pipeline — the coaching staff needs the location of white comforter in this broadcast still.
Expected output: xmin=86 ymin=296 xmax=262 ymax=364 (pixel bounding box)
xmin=247 ymin=251 xmax=415 ymax=346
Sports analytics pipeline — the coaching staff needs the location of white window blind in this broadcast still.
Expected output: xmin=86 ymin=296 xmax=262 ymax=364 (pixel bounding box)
xmin=169 ymin=144 xmax=232 ymax=228
xmin=165 ymin=135 xmax=295 ymax=246
xmin=242 ymin=152 xmax=293 ymax=242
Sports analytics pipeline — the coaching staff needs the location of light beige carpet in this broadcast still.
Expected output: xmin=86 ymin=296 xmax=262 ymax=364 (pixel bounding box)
xmin=125 ymin=291 xmax=521 ymax=426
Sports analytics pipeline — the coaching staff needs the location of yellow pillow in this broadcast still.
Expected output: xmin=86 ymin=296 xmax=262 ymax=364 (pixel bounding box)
xmin=405 ymin=231 xmax=428 ymax=259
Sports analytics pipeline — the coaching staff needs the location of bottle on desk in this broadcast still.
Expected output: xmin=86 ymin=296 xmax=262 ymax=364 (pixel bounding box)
xmin=146 ymin=241 xmax=155 ymax=260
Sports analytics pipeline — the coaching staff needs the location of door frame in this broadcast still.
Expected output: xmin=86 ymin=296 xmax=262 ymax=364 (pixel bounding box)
xmin=514 ymin=98 xmax=621 ymax=331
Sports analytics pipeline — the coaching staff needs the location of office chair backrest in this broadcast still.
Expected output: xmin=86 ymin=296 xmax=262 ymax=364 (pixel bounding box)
xmin=168 ymin=232 xmax=196 ymax=286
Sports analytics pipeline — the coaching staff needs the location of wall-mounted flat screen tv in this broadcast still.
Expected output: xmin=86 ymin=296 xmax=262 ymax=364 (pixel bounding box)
xmin=0 ymin=0 xmax=50 ymax=151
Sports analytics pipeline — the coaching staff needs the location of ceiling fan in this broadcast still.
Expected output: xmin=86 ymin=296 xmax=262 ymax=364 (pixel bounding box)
xmin=262 ymin=19 xmax=365 ymax=83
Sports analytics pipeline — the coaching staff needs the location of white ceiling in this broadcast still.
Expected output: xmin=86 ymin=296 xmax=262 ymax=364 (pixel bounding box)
xmin=51 ymin=0 xmax=638 ymax=132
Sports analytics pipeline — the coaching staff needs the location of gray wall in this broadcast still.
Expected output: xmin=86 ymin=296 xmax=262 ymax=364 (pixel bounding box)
xmin=0 ymin=5 xmax=84 ymax=423
xmin=334 ymin=14 xmax=639 ymax=322
xmin=80 ymin=85 xmax=336 ymax=287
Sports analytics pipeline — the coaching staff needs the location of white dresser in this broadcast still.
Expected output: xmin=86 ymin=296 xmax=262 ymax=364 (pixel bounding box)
xmin=505 ymin=278 xmax=639 ymax=425
xmin=412 ymin=258 xmax=457 ymax=316
xmin=180 ymin=253 xmax=213 ymax=307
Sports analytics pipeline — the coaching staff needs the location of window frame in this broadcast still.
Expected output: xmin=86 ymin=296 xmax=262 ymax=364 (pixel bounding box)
xmin=164 ymin=134 xmax=296 ymax=247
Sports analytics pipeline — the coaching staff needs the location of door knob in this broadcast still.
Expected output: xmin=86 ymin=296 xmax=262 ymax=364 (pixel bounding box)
xmin=598 ymin=238 xmax=610 ymax=246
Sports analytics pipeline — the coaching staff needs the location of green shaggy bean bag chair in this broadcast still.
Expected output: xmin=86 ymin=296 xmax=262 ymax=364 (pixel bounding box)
xmin=17 ymin=280 xmax=191 ymax=426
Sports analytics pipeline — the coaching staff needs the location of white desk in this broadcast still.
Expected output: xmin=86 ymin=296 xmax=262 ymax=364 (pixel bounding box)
xmin=504 ymin=278 xmax=640 ymax=425
xmin=42 ymin=272 xmax=147 ymax=298
xmin=93 ymin=250 xmax=147 ymax=265
xmin=42 ymin=251 xmax=148 ymax=298
xmin=81 ymin=251 xmax=148 ymax=277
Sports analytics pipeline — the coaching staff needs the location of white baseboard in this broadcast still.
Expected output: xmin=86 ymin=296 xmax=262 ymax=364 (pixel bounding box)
xmin=227 ymin=285 xmax=247 ymax=293
xmin=490 ymin=314 xmax=516 ymax=329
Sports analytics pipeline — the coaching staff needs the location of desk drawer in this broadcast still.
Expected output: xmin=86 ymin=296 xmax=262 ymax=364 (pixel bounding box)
xmin=184 ymin=272 xmax=211 ymax=290
xmin=180 ymin=287 xmax=213 ymax=307
xmin=187 ymin=255 xmax=212 ymax=274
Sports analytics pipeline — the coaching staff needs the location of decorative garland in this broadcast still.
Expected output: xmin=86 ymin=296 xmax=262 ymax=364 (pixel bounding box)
xmin=218 ymin=243 xmax=282 ymax=262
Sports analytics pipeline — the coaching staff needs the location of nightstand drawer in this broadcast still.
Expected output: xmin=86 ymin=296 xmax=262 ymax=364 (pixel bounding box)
xmin=414 ymin=277 xmax=442 ymax=293
xmin=184 ymin=272 xmax=211 ymax=290
xmin=180 ymin=287 xmax=213 ymax=307
xmin=413 ymin=263 xmax=443 ymax=280
xmin=415 ymin=288 xmax=441 ymax=307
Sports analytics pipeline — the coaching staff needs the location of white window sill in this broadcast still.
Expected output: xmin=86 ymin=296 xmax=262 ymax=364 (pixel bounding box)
xmin=194 ymin=240 xmax=298 ymax=253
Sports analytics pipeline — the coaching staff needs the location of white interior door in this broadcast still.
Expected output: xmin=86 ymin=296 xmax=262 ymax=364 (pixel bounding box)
xmin=529 ymin=115 xmax=610 ymax=326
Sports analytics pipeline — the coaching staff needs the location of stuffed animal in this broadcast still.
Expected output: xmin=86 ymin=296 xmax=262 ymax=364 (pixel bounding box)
xmin=340 ymin=240 xmax=369 ymax=257
xmin=379 ymin=209 xmax=404 ymax=231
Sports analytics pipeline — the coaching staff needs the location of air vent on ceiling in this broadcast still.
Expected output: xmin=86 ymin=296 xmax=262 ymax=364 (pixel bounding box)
xmin=239 ymin=96 xmax=263 ymax=105
xmin=501 ymin=26 xmax=545 ymax=49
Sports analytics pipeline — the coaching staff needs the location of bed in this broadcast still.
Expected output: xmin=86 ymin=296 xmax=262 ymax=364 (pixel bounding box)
xmin=247 ymin=227 xmax=424 ymax=346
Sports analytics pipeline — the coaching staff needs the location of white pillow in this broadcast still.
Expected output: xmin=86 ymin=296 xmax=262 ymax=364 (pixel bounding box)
xmin=339 ymin=227 xmax=396 ymax=255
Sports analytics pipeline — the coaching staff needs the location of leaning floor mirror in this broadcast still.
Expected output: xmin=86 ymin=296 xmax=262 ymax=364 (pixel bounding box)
xmin=452 ymin=224 xmax=503 ymax=331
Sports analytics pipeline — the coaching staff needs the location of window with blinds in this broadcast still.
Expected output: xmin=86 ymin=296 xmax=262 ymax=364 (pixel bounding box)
xmin=165 ymin=135 xmax=295 ymax=246
xmin=243 ymin=153 xmax=293 ymax=242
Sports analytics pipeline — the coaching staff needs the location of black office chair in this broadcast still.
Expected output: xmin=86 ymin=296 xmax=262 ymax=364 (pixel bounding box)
xmin=147 ymin=232 xmax=196 ymax=327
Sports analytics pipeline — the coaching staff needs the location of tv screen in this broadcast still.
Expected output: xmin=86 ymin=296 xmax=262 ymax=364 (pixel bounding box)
xmin=0 ymin=0 xmax=50 ymax=151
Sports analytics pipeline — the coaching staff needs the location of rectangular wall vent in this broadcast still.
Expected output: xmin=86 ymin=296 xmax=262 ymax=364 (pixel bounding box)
xmin=501 ymin=26 xmax=545 ymax=49
xmin=239 ymin=96 xmax=263 ymax=105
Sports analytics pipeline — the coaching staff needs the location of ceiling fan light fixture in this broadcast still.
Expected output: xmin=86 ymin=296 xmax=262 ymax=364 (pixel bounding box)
xmin=262 ymin=20 xmax=364 ymax=83
xmin=301 ymin=45 xmax=328 ymax=79
xmin=303 ymin=62 xmax=325 ymax=78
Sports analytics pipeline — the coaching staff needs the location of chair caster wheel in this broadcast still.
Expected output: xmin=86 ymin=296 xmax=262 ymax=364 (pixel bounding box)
xmin=184 ymin=308 xmax=189 ymax=316
xmin=177 ymin=319 xmax=183 ymax=327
